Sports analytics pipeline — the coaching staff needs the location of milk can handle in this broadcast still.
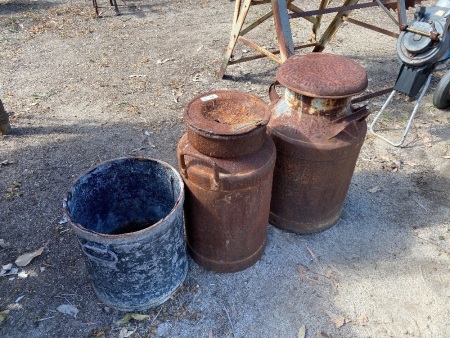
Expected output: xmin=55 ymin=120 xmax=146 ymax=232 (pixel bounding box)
xmin=82 ymin=242 xmax=118 ymax=264
xmin=327 ymin=105 xmax=371 ymax=139
xmin=269 ymin=81 xmax=281 ymax=104
xmin=179 ymin=151 xmax=220 ymax=190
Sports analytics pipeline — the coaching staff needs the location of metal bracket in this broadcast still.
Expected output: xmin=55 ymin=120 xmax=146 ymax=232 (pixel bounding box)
xmin=369 ymin=74 xmax=432 ymax=147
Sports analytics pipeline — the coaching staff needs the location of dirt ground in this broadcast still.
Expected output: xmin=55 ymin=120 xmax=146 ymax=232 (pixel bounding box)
xmin=0 ymin=0 xmax=449 ymax=337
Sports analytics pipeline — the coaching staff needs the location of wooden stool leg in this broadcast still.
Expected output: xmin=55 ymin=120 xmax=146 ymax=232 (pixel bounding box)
xmin=312 ymin=0 xmax=359 ymax=52
xmin=112 ymin=0 xmax=119 ymax=15
xmin=218 ymin=0 xmax=252 ymax=79
xmin=312 ymin=0 xmax=330 ymax=41
xmin=272 ymin=0 xmax=295 ymax=62
xmin=93 ymin=0 xmax=99 ymax=17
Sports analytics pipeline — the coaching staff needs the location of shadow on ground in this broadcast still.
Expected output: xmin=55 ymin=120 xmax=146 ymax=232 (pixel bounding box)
xmin=1 ymin=115 xmax=449 ymax=337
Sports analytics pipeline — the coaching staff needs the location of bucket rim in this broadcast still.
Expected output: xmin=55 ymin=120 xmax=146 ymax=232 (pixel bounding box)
xmin=63 ymin=156 xmax=185 ymax=240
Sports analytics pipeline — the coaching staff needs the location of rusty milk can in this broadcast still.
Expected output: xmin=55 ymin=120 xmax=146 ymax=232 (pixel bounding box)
xmin=268 ymin=53 xmax=370 ymax=234
xmin=177 ymin=90 xmax=276 ymax=273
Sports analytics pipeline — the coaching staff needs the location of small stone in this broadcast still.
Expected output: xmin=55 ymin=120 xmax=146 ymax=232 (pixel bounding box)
xmin=157 ymin=323 xmax=170 ymax=336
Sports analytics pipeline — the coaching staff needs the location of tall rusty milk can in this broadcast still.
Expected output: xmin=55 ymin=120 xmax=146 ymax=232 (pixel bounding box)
xmin=177 ymin=90 xmax=276 ymax=273
xmin=268 ymin=53 xmax=370 ymax=234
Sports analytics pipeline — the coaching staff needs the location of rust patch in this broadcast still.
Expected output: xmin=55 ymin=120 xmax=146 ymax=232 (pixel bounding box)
xmin=177 ymin=133 xmax=276 ymax=273
xmin=268 ymin=53 xmax=369 ymax=233
xmin=184 ymin=90 xmax=271 ymax=158
xmin=276 ymin=53 xmax=368 ymax=98
xmin=201 ymin=99 xmax=260 ymax=125
xmin=184 ymin=90 xmax=271 ymax=136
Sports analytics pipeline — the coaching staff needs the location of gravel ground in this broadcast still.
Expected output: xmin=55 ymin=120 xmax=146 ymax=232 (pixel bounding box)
xmin=0 ymin=0 xmax=449 ymax=337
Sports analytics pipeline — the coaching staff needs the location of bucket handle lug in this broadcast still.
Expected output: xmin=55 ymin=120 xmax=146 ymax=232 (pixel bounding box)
xmin=82 ymin=242 xmax=119 ymax=265
xmin=269 ymin=81 xmax=281 ymax=104
xmin=179 ymin=151 xmax=220 ymax=191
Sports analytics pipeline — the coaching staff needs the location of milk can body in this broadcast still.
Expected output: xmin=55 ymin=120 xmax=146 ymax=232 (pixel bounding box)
xmin=178 ymin=91 xmax=276 ymax=272
xmin=268 ymin=53 xmax=370 ymax=233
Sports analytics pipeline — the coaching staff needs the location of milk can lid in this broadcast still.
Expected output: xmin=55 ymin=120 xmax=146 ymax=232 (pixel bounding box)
xmin=276 ymin=53 xmax=368 ymax=99
xmin=184 ymin=90 xmax=270 ymax=136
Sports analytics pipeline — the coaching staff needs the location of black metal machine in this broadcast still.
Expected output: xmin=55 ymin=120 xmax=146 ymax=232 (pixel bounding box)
xmin=370 ymin=0 xmax=450 ymax=146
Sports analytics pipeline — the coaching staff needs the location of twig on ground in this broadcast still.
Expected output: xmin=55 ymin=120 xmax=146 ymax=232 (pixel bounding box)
xmin=305 ymin=245 xmax=319 ymax=263
xmin=297 ymin=263 xmax=329 ymax=279
xmin=412 ymin=195 xmax=428 ymax=212
xmin=149 ymin=307 xmax=162 ymax=326
xmin=414 ymin=319 xmax=422 ymax=338
xmin=223 ymin=304 xmax=235 ymax=338
xmin=420 ymin=265 xmax=426 ymax=284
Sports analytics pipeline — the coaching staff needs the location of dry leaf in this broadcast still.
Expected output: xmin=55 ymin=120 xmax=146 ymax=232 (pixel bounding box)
xmin=325 ymin=268 xmax=333 ymax=278
xmin=0 ymin=266 xmax=18 ymax=277
xmin=332 ymin=316 xmax=347 ymax=328
xmin=119 ymin=328 xmax=136 ymax=338
xmin=298 ymin=324 xmax=306 ymax=338
xmin=0 ymin=310 xmax=9 ymax=324
xmin=117 ymin=314 xmax=132 ymax=324
xmin=368 ymin=186 xmax=381 ymax=193
xmin=0 ymin=239 xmax=9 ymax=248
xmin=2 ymin=264 xmax=12 ymax=271
xmin=57 ymin=304 xmax=79 ymax=318
xmin=296 ymin=264 xmax=304 ymax=283
xmin=319 ymin=332 xmax=330 ymax=338
xmin=131 ymin=313 xmax=149 ymax=321
xmin=359 ymin=313 xmax=368 ymax=325
xmin=327 ymin=311 xmax=350 ymax=328
xmin=116 ymin=313 xmax=149 ymax=324
xmin=17 ymin=271 xmax=28 ymax=279
xmin=92 ymin=329 xmax=106 ymax=338
xmin=15 ymin=245 xmax=45 ymax=267
xmin=118 ymin=328 xmax=126 ymax=338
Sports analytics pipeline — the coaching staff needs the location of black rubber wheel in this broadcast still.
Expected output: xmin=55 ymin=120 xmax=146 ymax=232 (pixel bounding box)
xmin=433 ymin=70 xmax=450 ymax=109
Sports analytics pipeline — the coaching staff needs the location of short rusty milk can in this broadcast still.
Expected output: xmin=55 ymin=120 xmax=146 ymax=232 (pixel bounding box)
xmin=177 ymin=90 xmax=276 ymax=272
xmin=268 ymin=53 xmax=370 ymax=234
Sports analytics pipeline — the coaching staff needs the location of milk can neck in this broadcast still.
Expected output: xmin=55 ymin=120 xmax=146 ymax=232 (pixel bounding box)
xmin=284 ymin=89 xmax=350 ymax=117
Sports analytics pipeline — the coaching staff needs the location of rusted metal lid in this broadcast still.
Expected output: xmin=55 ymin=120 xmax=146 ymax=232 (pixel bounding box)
xmin=276 ymin=53 xmax=368 ymax=99
xmin=184 ymin=90 xmax=271 ymax=136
